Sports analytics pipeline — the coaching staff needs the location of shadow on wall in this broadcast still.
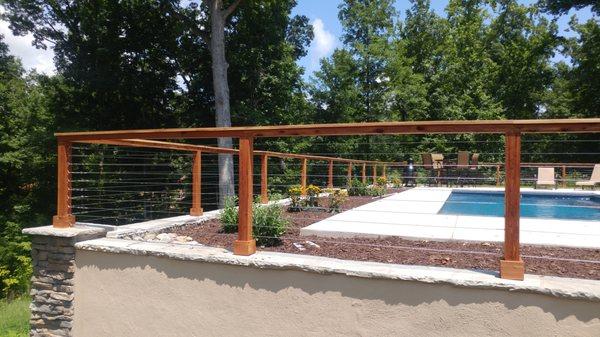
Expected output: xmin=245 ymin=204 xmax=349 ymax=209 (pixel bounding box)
xmin=74 ymin=250 xmax=600 ymax=325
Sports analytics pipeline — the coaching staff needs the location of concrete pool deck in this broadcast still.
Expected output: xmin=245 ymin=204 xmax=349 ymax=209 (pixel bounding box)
xmin=300 ymin=187 xmax=600 ymax=249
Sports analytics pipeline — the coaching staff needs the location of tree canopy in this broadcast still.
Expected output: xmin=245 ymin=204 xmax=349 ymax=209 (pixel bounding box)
xmin=0 ymin=0 xmax=598 ymax=299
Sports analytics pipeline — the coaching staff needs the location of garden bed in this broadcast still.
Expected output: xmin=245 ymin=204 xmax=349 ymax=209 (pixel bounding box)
xmin=173 ymin=195 xmax=600 ymax=280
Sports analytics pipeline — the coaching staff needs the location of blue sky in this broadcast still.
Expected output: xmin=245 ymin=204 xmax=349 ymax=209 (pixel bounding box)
xmin=292 ymin=0 xmax=596 ymax=80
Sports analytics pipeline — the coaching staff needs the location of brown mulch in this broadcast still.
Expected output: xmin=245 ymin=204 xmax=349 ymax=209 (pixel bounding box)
xmin=173 ymin=193 xmax=600 ymax=280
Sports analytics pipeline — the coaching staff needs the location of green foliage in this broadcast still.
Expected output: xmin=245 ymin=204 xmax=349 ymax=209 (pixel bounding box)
xmin=0 ymin=296 xmax=30 ymax=337
xmin=219 ymin=196 xmax=239 ymax=233
xmin=376 ymin=177 xmax=388 ymax=195
xmin=389 ymin=171 xmax=403 ymax=188
xmin=0 ymin=223 xmax=31 ymax=300
xmin=287 ymin=185 xmax=303 ymax=212
xmin=218 ymin=197 xmax=288 ymax=246
xmin=326 ymin=189 xmax=348 ymax=213
xmin=348 ymin=179 xmax=369 ymax=196
xmin=304 ymin=184 xmax=321 ymax=208
xmin=252 ymin=203 xmax=289 ymax=246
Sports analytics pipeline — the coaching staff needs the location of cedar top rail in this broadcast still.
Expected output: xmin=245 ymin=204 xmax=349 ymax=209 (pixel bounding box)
xmin=56 ymin=118 xmax=600 ymax=141
xmin=53 ymin=118 xmax=600 ymax=281
xmin=79 ymin=138 xmax=392 ymax=165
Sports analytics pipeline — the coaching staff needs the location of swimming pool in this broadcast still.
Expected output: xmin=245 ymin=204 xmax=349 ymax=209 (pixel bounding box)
xmin=438 ymin=191 xmax=600 ymax=221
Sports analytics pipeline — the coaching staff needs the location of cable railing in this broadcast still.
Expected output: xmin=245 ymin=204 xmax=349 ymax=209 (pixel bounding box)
xmin=51 ymin=119 xmax=600 ymax=281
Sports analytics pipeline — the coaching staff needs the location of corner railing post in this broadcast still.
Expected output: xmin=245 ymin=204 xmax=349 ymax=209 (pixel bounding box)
xmin=234 ymin=137 xmax=256 ymax=256
xmin=301 ymin=158 xmax=307 ymax=196
xmin=190 ymin=150 xmax=203 ymax=216
xmin=52 ymin=141 xmax=75 ymax=228
xmin=328 ymin=160 xmax=333 ymax=188
xmin=500 ymin=132 xmax=524 ymax=280
xmin=362 ymin=163 xmax=366 ymax=184
xmin=260 ymin=154 xmax=269 ymax=204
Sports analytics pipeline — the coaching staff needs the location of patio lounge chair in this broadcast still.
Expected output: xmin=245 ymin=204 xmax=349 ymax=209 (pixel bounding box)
xmin=454 ymin=151 xmax=469 ymax=186
xmin=468 ymin=153 xmax=480 ymax=186
xmin=431 ymin=153 xmax=445 ymax=186
xmin=575 ymin=164 xmax=600 ymax=190
xmin=534 ymin=167 xmax=557 ymax=189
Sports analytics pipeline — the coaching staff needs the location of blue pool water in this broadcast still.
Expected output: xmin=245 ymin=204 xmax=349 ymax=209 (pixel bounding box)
xmin=438 ymin=191 xmax=600 ymax=221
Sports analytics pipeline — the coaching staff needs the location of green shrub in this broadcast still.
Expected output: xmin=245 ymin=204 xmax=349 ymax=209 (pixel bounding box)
xmin=219 ymin=197 xmax=289 ymax=246
xmin=304 ymin=184 xmax=321 ymax=208
xmin=369 ymin=185 xmax=385 ymax=197
xmin=287 ymin=185 xmax=303 ymax=212
xmin=325 ymin=189 xmax=348 ymax=213
xmin=375 ymin=177 xmax=388 ymax=195
xmin=388 ymin=171 xmax=403 ymax=188
xmin=253 ymin=203 xmax=289 ymax=246
xmin=219 ymin=196 xmax=239 ymax=233
xmin=348 ymin=179 xmax=369 ymax=196
xmin=0 ymin=222 xmax=32 ymax=300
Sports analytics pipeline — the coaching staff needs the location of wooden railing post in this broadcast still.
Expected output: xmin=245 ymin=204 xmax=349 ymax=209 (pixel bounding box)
xmin=561 ymin=165 xmax=567 ymax=188
xmin=500 ymin=132 xmax=524 ymax=280
xmin=347 ymin=162 xmax=353 ymax=184
xmin=260 ymin=154 xmax=269 ymax=204
xmin=372 ymin=165 xmax=377 ymax=184
xmin=328 ymin=160 xmax=333 ymax=188
xmin=234 ymin=137 xmax=256 ymax=256
xmin=52 ymin=142 xmax=75 ymax=228
xmin=382 ymin=164 xmax=387 ymax=179
xmin=301 ymin=158 xmax=307 ymax=196
xmin=362 ymin=163 xmax=366 ymax=184
xmin=496 ymin=165 xmax=501 ymax=186
xmin=190 ymin=151 xmax=203 ymax=216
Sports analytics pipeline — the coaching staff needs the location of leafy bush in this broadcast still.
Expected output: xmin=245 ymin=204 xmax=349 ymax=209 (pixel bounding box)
xmin=375 ymin=177 xmax=388 ymax=195
xmin=369 ymin=185 xmax=386 ymax=197
xmin=219 ymin=197 xmax=289 ymax=246
xmin=304 ymin=184 xmax=321 ymax=208
xmin=347 ymin=179 xmax=369 ymax=196
xmin=253 ymin=203 xmax=289 ymax=246
xmin=287 ymin=185 xmax=303 ymax=212
xmin=388 ymin=171 xmax=403 ymax=188
xmin=325 ymin=189 xmax=348 ymax=213
xmin=0 ymin=222 xmax=32 ymax=300
xmin=219 ymin=196 xmax=239 ymax=233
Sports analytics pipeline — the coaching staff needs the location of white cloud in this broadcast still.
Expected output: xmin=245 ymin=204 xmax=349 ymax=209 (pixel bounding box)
xmin=308 ymin=18 xmax=336 ymax=72
xmin=0 ymin=18 xmax=56 ymax=75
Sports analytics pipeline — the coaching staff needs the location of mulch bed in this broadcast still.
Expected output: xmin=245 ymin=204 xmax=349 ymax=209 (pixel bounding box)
xmin=173 ymin=193 xmax=600 ymax=280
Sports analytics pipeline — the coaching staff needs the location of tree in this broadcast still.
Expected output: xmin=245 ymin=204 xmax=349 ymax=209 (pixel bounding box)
xmin=0 ymin=35 xmax=53 ymax=299
xmin=432 ymin=0 xmax=502 ymax=121
xmin=567 ymin=17 xmax=600 ymax=119
xmin=203 ymin=0 xmax=242 ymax=205
xmin=2 ymin=1 xmax=185 ymax=131
xmin=338 ymin=0 xmax=397 ymax=121
xmin=538 ymin=0 xmax=600 ymax=15
xmin=487 ymin=0 xmax=558 ymax=119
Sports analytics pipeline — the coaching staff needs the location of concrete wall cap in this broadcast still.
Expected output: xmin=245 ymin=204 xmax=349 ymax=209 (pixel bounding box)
xmin=24 ymin=225 xmax=107 ymax=238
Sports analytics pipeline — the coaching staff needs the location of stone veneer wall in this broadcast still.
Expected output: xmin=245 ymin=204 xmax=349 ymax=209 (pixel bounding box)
xmin=24 ymin=226 xmax=106 ymax=337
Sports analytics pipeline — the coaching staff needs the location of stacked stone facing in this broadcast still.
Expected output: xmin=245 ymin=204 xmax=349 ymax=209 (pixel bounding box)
xmin=24 ymin=226 xmax=106 ymax=337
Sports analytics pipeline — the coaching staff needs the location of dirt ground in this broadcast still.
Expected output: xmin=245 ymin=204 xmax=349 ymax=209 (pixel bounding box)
xmin=174 ymin=194 xmax=600 ymax=280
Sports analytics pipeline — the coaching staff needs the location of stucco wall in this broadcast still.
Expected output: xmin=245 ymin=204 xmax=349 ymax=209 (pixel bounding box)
xmin=73 ymin=249 xmax=600 ymax=337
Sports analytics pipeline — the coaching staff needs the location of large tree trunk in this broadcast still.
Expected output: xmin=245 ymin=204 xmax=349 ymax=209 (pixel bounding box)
xmin=208 ymin=0 xmax=239 ymax=207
